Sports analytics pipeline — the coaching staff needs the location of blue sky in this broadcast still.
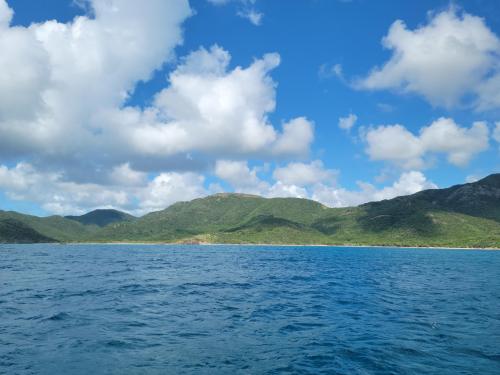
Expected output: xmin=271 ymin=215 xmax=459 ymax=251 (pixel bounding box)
xmin=0 ymin=0 xmax=499 ymax=216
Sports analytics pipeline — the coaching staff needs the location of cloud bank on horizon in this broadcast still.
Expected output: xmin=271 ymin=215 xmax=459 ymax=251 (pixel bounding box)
xmin=0 ymin=0 xmax=498 ymax=216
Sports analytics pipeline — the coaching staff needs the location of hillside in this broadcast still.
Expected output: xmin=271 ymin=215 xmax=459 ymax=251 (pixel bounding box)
xmin=66 ymin=209 xmax=136 ymax=227
xmin=0 ymin=174 xmax=499 ymax=248
xmin=0 ymin=218 xmax=56 ymax=244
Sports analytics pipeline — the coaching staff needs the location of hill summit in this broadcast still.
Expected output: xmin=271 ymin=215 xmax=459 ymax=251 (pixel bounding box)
xmin=65 ymin=209 xmax=136 ymax=227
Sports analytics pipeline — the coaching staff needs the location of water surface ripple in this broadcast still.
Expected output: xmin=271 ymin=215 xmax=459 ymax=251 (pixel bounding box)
xmin=1 ymin=244 xmax=499 ymax=374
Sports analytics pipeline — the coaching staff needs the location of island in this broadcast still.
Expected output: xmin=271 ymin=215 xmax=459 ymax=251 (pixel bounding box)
xmin=1 ymin=174 xmax=499 ymax=249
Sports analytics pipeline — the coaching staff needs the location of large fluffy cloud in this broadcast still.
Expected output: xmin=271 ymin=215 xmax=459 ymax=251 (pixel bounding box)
xmin=0 ymin=0 xmax=317 ymax=214
xmin=364 ymin=118 xmax=490 ymax=169
xmin=127 ymin=46 xmax=314 ymax=158
xmin=357 ymin=8 xmax=500 ymax=110
xmin=0 ymin=1 xmax=313 ymax=168
xmin=0 ymin=0 xmax=191 ymax=160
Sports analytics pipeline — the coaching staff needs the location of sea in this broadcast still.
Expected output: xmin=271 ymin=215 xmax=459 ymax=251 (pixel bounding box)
xmin=1 ymin=244 xmax=499 ymax=374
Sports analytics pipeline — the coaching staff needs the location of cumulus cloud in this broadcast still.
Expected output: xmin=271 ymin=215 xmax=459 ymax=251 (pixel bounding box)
xmin=273 ymin=160 xmax=337 ymax=186
xmin=0 ymin=0 xmax=191 ymax=160
xmin=214 ymin=160 xmax=269 ymax=194
xmin=312 ymin=171 xmax=437 ymax=207
xmin=357 ymin=8 xmax=500 ymax=110
xmin=137 ymin=173 xmax=208 ymax=214
xmin=0 ymin=0 xmax=12 ymax=28
xmin=0 ymin=17 xmax=314 ymax=164
xmin=271 ymin=117 xmax=315 ymax=157
xmin=0 ymin=0 xmax=316 ymax=214
xmin=0 ymin=163 xmax=130 ymax=215
xmin=110 ymin=163 xmax=147 ymax=187
xmin=338 ymin=113 xmax=357 ymax=131
xmin=125 ymin=46 xmax=313 ymax=158
xmin=364 ymin=118 xmax=489 ymax=169
xmin=0 ymin=157 xmax=439 ymax=215
xmin=213 ymin=160 xmax=434 ymax=208
xmin=0 ymin=163 xmax=207 ymax=215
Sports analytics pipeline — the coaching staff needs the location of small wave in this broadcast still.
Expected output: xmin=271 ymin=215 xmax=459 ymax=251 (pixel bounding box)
xmin=45 ymin=312 xmax=71 ymax=321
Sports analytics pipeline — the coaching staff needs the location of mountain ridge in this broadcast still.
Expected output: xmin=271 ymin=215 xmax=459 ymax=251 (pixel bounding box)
xmin=1 ymin=174 xmax=499 ymax=248
xmin=65 ymin=209 xmax=136 ymax=227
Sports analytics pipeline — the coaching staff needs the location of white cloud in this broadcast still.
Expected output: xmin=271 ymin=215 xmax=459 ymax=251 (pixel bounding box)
xmin=318 ymin=63 xmax=343 ymax=80
xmin=357 ymin=8 xmax=500 ymax=110
xmin=137 ymin=172 xmax=208 ymax=214
xmin=207 ymin=0 xmax=263 ymax=26
xmin=312 ymin=171 xmax=437 ymax=207
xmin=420 ymin=118 xmax=489 ymax=166
xmin=0 ymin=0 xmax=12 ymax=28
xmin=0 ymin=1 xmax=314 ymax=202
xmin=273 ymin=160 xmax=337 ymax=186
xmin=0 ymin=0 xmax=191 ymax=161
xmin=364 ymin=118 xmax=489 ymax=168
xmin=271 ymin=117 xmax=315 ymax=157
xmin=238 ymin=9 xmax=263 ymax=26
xmin=213 ymin=159 xmax=434 ymax=209
xmin=494 ymin=122 xmax=500 ymax=143
xmin=365 ymin=124 xmax=424 ymax=169
xmin=110 ymin=163 xmax=147 ymax=187
xmin=0 ymin=158 xmax=439 ymax=215
xmin=127 ymin=46 xmax=313 ymax=158
xmin=0 ymin=163 xmax=129 ymax=215
xmin=266 ymin=182 xmax=308 ymax=199
xmin=338 ymin=113 xmax=357 ymax=131
xmin=214 ymin=160 xmax=269 ymax=194
xmin=0 ymin=162 xmax=207 ymax=216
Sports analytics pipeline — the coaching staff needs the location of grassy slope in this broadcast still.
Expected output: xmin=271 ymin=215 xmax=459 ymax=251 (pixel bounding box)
xmin=87 ymin=192 xmax=499 ymax=248
xmin=0 ymin=218 xmax=56 ymax=243
xmin=0 ymin=211 xmax=98 ymax=242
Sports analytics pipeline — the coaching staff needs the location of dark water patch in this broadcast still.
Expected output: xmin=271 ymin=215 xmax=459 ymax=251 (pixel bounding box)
xmin=45 ymin=312 xmax=71 ymax=321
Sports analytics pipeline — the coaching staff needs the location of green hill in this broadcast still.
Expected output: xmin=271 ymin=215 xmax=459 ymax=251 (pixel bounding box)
xmin=1 ymin=174 xmax=499 ymax=248
xmin=65 ymin=209 xmax=136 ymax=227
xmin=0 ymin=218 xmax=56 ymax=243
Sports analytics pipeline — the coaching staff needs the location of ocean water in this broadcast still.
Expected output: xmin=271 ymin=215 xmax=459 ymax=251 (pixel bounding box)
xmin=0 ymin=245 xmax=499 ymax=374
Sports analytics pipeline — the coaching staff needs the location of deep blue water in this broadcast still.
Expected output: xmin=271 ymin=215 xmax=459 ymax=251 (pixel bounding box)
xmin=1 ymin=245 xmax=499 ymax=374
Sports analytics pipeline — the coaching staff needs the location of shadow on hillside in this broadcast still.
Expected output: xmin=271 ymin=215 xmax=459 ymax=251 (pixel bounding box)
xmin=357 ymin=198 xmax=438 ymax=235
xmin=223 ymin=215 xmax=305 ymax=233
xmin=311 ymin=216 xmax=342 ymax=235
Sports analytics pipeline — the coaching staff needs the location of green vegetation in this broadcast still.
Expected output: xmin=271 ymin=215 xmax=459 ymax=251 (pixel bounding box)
xmin=65 ymin=209 xmax=136 ymax=227
xmin=0 ymin=218 xmax=55 ymax=243
xmin=1 ymin=174 xmax=499 ymax=248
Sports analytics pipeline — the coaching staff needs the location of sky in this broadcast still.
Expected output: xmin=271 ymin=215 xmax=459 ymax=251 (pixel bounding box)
xmin=0 ymin=0 xmax=499 ymax=216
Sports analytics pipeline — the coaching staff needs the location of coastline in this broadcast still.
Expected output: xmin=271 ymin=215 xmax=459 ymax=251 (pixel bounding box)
xmin=58 ymin=242 xmax=500 ymax=250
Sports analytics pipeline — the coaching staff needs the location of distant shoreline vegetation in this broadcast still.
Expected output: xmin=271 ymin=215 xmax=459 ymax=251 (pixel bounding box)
xmin=1 ymin=174 xmax=499 ymax=249
xmin=57 ymin=243 xmax=500 ymax=251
